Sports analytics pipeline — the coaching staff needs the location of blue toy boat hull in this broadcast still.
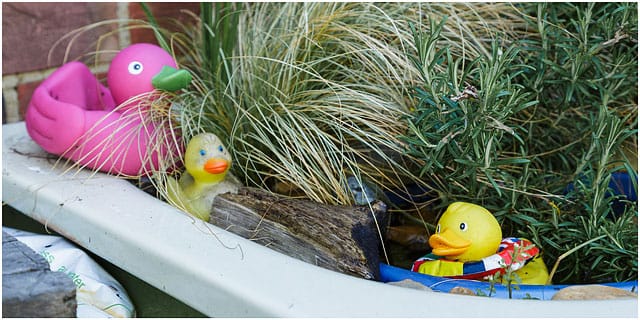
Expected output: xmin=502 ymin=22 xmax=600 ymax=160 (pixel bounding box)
xmin=380 ymin=263 xmax=638 ymax=300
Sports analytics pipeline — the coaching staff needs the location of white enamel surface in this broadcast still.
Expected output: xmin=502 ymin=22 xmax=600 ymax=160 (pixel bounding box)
xmin=3 ymin=122 xmax=637 ymax=317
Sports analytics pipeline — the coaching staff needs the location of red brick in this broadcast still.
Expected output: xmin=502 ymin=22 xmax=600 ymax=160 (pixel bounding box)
xmin=2 ymin=2 xmax=119 ymax=75
xmin=128 ymin=2 xmax=200 ymax=45
xmin=17 ymin=80 xmax=41 ymax=120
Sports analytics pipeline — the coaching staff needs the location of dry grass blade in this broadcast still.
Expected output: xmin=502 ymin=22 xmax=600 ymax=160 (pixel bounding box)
xmin=546 ymin=235 xmax=607 ymax=285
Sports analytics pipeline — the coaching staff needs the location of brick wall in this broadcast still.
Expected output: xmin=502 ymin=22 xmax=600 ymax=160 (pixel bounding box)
xmin=2 ymin=2 xmax=199 ymax=124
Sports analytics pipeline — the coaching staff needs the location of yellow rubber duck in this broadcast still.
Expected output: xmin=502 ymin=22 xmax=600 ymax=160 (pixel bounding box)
xmin=166 ymin=133 xmax=240 ymax=221
xmin=429 ymin=202 xmax=502 ymax=261
xmin=412 ymin=202 xmax=549 ymax=285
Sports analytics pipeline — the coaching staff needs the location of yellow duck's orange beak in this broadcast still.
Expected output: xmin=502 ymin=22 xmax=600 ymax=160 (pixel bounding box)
xmin=203 ymin=158 xmax=228 ymax=174
xmin=429 ymin=228 xmax=472 ymax=257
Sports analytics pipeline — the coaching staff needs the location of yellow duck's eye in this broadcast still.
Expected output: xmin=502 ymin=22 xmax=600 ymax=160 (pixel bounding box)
xmin=199 ymin=149 xmax=206 ymax=156
xmin=435 ymin=224 xmax=441 ymax=234
xmin=459 ymin=222 xmax=467 ymax=231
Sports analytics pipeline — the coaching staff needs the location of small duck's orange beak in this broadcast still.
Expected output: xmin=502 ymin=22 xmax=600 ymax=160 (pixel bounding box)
xmin=204 ymin=158 xmax=228 ymax=174
xmin=429 ymin=228 xmax=472 ymax=257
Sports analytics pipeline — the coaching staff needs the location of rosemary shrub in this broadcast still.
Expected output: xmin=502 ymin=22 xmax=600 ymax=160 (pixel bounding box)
xmin=401 ymin=3 xmax=637 ymax=283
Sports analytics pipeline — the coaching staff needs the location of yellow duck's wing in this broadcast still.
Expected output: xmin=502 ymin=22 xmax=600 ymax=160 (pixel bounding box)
xmin=166 ymin=175 xmax=190 ymax=213
xmin=186 ymin=177 xmax=240 ymax=221
xmin=514 ymin=256 xmax=550 ymax=285
xmin=178 ymin=171 xmax=195 ymax=189
xmin=166 ymin=173 xmax=209 ymax=221
xmin=178 ymin=172 xmax=214 ymax=221
xmin=212 ymin=173 xmax=241 ymax=195
xmin=499 ymin=256 xmax=550 ymax=285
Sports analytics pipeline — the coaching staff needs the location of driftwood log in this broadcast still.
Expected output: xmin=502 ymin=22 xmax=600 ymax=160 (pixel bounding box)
xmin=210 ymin=187 xmax=389 ymax=280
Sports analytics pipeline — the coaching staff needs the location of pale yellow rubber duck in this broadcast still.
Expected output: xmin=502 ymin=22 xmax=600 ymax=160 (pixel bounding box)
xmin=166 ymin=133 xmax=240 ymax=221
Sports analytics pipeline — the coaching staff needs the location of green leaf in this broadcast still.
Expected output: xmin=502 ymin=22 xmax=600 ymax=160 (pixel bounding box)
xmin=140 ymin=3 xmax=170 ymax=52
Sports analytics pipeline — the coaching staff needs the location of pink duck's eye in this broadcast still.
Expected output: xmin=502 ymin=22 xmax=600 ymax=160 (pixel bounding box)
xmin=128 ymin=61 xmax=144 ymax=75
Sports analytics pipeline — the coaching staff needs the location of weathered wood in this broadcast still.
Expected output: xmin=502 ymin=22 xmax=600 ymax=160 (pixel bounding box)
xmin=2 ymin=231 xmax=77 ymax=318
xmin=210 ymin=187 xmax=389 ymax=280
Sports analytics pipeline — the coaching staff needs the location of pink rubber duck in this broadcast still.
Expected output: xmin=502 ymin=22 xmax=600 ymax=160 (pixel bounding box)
xmin=25 ymin=43 xmax=191 ymax=176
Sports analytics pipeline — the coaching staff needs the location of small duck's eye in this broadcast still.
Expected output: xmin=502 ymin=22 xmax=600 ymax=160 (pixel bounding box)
xmin=459 ymin=222 xmax=467 ymax=232
xmin=218 ymin=145 xmax=224 ymax=153
xmin=128 ymin=61 xmax=144 ymax=75
xmin=435 ymin=224 xmax=441 ymax=234
xmin=199 ymin=149 xmax=206 ymax=156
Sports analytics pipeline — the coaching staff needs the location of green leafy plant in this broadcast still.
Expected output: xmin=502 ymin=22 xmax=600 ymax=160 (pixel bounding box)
xmin=401 ymin=3 xmax=637 ymax=284
xmin=403 ymin=17 xmax=537 ymax=206
xmin=513 ymin=2 xmax=638 ymax=284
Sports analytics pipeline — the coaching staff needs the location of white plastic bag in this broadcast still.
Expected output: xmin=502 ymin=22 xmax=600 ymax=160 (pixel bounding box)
xmin=3 ymin=227 xmax=135 ymax=318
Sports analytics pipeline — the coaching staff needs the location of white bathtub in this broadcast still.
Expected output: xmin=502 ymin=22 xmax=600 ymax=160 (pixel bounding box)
xmin=3 ymin=122 xmax=637 ymax=317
